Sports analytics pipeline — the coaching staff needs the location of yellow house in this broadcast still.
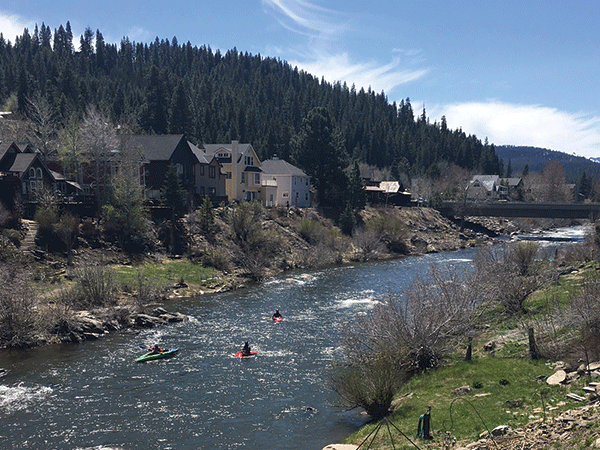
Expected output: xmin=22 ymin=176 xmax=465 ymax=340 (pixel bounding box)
xmin=203 ymin=141 xmax=262 ymax=202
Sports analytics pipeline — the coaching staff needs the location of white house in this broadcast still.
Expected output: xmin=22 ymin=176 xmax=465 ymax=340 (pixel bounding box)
xmin=466 ymin=175 xmax=500 ymax=201
xmin=260 ymin=156 xmax=311 ymax=207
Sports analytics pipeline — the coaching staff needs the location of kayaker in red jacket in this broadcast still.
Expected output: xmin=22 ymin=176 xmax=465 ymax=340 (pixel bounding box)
xmin=150 ymin=344 xmax=163 ymax=354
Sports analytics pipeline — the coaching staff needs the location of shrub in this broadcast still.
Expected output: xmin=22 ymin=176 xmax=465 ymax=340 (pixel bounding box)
xmin=0 ymin=266 xmax=38 ymax=347
xmin=329 ymin=356 xmax=405 ymax=420
xmin=365 ymin=213 xmax=409 ymax=253
xmin=201 ymin=248 xmax=231 ymax=271
xmin=73 ymin=265 xmax=119 ymax=308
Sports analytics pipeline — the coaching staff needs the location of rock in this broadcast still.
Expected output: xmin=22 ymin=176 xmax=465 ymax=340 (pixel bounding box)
xmin=453 ymin=385 xmax=472 ymax=396
xmin=505 ymin=400 xmax=523 ymax=407
xmin=546 ymin=369 xmax=567 ymax=385
xmin=134 ymin=314 xmax=167 ymax=328
xmin=158 ymin=311 xmax=188 ymax=323
xmin=587 ymin=361 xmax=600 ymax=371
xmin=322 ymin=445 xmax=358 ymax=450
xmin=491 ymin=425 xmax=511 ymax=436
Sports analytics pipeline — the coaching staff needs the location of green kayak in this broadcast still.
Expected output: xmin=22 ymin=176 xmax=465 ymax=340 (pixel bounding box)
xmin=135 ymin=348 xmax=179 ymax=363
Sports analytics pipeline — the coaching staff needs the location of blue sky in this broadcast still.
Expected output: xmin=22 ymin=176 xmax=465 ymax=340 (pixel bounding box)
xmin=2 ymin=1 xmax=600 ymax=158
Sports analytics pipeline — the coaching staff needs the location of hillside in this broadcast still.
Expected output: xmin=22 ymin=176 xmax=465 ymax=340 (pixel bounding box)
xmin=496 ymin=145 xmax=600 ymax=183
xmin=1 ymin=23 xmax=500 ymax=177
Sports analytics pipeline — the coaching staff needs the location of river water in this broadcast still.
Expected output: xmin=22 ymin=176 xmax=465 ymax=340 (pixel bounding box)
xmin=0 ymin=226 xmax=587 ymax=450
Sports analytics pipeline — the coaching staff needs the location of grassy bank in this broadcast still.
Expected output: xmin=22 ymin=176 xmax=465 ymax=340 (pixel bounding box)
xmin=346 ymin=355 xmax=578 ymax=449
xmin=343 ymin=254 xmax=600 ymax=449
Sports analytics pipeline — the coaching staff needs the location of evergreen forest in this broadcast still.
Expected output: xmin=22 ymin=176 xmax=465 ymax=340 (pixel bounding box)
xmin=0 ymin=22 xmax=502 ymax=178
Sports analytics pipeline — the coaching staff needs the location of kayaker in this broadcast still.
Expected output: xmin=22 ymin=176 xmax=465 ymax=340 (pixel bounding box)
xmin=150 ymin=344 xmax=163 ymax=355
xmin=241 ymin=341 xmax=251 ymax=356
xmin=272 ymin=309 xmax=282 ymax=320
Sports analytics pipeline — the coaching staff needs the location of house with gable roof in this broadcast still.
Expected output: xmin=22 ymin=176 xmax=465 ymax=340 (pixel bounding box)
xmin=203 ymin=141 xmax=263 ymax=202
xmin=119 ymin=134 xmax=226 ymax=206
xmin=466 ymin=175 xmax=501 ymax=201
xmin=260 ymin=156 xmax=311 ymax=207
xmin=0 ymin=141 xmax=56 ymax=198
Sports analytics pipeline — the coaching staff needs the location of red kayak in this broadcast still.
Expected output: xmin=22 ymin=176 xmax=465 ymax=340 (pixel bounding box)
xmin=272 ymin=317 xmax=283 ymax=322
xmin=233 ymin=351 xmax=258 ymax=358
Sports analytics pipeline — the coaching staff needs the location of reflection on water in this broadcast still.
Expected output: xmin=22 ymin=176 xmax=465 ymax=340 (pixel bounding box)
xmin=0 ymin=226 xmax=586 ymax=449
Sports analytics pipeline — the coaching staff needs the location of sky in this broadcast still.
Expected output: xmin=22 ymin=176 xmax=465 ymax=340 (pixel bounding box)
xmin=2 ymin=1 xmax=600 ymax=158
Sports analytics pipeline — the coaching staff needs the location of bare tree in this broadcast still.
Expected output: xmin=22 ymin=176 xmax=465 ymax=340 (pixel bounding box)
xmin=472 ymin=242 xmax=552 ymax=315
xmin=25 ymin=94 xmax=59 ymax=162
xmin=58 ymin=114 xmax=86 ymax=185
xmin=331 ymin=265 xmax=481 ymax=418
xmin=80 ymin=106 xmax=119 ymax=207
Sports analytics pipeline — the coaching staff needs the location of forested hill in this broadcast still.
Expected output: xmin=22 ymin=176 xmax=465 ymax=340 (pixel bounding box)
xmin=495 ymin=145 xmax=600 ymax=183
xmin=0 ymin=23 xmax=500 ymax=176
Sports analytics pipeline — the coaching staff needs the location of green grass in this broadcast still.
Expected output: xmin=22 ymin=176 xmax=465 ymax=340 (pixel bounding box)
xmin=113 ymin=259 xmax=219 ymax=289
xmin=345 ymin=355 xmax=579 ymax=449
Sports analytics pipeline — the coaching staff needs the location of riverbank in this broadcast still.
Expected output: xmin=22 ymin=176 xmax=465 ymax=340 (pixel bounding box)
xmin=0 ymin=204 xmax=570 ymax=348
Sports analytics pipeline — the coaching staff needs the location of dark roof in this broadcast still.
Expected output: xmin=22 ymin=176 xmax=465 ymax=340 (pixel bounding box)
xmin=0 ymin=141 xmax=19 ymax=164
xmin=260 ymin=158 xmax=308 ymax=177
xmin=120 ymin=134 xmax=185 ymax=161
xmin=188 ymin=141 xmax=211 ymax=164
xmin=8 ymin=153 xmax=37 ymax=175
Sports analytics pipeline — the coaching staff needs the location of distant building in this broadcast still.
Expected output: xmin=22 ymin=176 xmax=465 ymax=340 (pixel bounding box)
xmin=260 ymin=156 xmax=311 ymax=207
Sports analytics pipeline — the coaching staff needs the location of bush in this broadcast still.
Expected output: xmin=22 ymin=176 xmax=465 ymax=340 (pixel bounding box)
xmin=201 ymin=248 xmax=231 ymax=271
xmin=329 ymin=356 xmax=404 ymax=420
xmin=73 ymin=265 xmax=119 ymax=308
xmin=0 ymin=266 xmax=38 ymax=347
xmin=365 ymin=212 xmax=409 ymax=253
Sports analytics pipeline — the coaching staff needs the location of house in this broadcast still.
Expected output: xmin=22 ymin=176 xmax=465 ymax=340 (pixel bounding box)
xmin=119 ymin=134 xmax=226 ymax=206
xmin=203 ymin=141 xmax=262 ymax=202
xmin=466 ymin=175 xmax=501 ymax=201
xmin=499 ymin=177 xmax=524 ymax=201
xmin=364 ymin=180 xmax=412 ymax=206
xmin=260 ymin=156 xmax=311 ymax=207
xmin=0 ymin=141 xmax=56 ymax=199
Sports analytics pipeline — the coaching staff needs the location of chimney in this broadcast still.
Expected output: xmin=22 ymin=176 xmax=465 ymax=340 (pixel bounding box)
xmin=231 ymin=140 xmax=239 ymax=200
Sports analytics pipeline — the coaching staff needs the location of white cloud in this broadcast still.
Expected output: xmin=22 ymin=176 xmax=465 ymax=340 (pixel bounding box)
xmin=428 ymin=101 xmax=600 ymax=159
xmin=0 ymin=11 xmax=35 ymax=44
xmin=263 ymin=2 xmax=428 ymax=94
xmin=262 ymin=0 xmax=345 ymax=39
xmin=290 ymin=52 xmax=428 ymax=94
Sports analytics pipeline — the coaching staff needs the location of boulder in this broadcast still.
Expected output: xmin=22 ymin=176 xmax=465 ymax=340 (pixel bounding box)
xmin=546 ymin=369 xmax=567 ymax=385
xmin=322 ymin=446 xmax=358 ymax=450
xmin=134 ymin=314 xmax=167 ymax=328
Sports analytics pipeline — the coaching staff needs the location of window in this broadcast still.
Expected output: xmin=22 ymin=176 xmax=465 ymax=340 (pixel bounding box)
xmin=36 ymin=168 xmax=42 ymax=178
xmin=244 ymin=155 xmax=254 ymax=166
xmin=241 ymin=172 xmax=246 ymax=183
xmin=29 ymin=168 xmax=35 ymax=178
xmin=282 ymin=192 xmax=289 ymax=197
xmin=226 ymin=172 xmax=232 ymax=179
xmin=199 ymin=165 xmax=205 ymax=176
xmin=218 ymin=151 xmax=228 ymax=158
xmin=200 ymin=186 xmax=205 ymax=196
xmin=176 ymin=163 xmax=183 ymax=175
xmin=209 ymin=166 xmax=216 ymax=178
xmin=254 ymin=173 xmax=260 ymax=185
xmin=209 ymin=187 xmax=216 ymax=196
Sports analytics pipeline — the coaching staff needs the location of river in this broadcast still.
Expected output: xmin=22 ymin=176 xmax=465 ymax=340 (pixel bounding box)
xmin=0 ymin=226 xmax=587 ymax=450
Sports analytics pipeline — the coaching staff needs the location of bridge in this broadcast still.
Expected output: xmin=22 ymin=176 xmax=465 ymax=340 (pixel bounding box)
xmin=439 ymin=201 xmax=600 ymax=220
